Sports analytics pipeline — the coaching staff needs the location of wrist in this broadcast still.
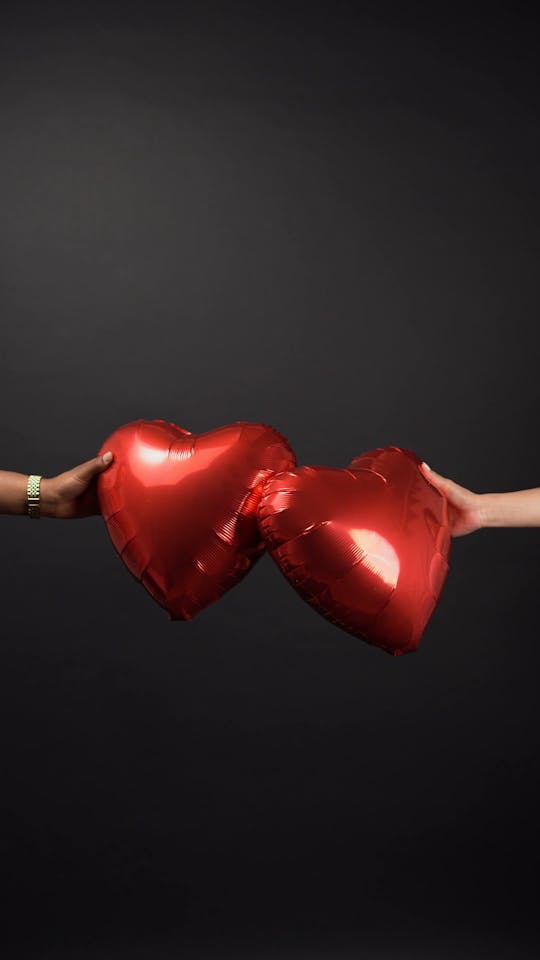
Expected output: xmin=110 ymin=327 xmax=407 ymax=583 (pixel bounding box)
xmin=478 ymin=492 xmax=511 ymax=528
xmin=39 ymin=477 xmax=59 ymax=518
xmin=475 ymin=493 xmax=491 ymax=528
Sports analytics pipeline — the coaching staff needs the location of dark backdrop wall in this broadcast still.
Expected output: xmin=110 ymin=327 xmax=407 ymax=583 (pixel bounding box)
xmin=1 ymin=3 xmax=540 ymax=958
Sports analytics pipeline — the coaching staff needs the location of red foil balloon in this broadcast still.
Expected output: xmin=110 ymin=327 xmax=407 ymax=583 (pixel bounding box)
xmin=97 ymin=419 xmax=296 ymax=620
xmin=257 ymin=446 xmax=451 ymax=656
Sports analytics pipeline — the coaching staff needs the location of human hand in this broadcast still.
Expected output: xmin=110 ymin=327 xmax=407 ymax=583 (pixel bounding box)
xmin=41 ymin=451 xmax=114 ymax=518
xmin=419 ymin=462 xmax=485 ymax=537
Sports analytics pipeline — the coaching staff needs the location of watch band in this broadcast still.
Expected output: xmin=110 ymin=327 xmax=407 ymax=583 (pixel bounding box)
xmin=27 ymin=474 xmax=42 ymax=518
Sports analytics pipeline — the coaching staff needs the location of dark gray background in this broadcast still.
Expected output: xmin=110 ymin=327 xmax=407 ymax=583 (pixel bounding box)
xmin=1 ymin=3 xmax=540 ymax=958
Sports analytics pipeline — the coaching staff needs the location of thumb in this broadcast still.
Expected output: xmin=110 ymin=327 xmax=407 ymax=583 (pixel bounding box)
xmin=420 ymin=462 xmax=469 ymax=505
xmin=73 ymin=451 xmax=114 ymax=483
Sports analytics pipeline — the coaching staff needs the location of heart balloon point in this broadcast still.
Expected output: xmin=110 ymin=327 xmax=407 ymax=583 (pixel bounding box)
xmin=257 ymin=447 xmax=451 ymax=656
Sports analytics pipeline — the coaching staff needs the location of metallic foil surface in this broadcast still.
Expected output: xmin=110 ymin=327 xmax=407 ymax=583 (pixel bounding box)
xmin=97 ymin=419 xmax=296 ymax=620
xmin=257 ymin=446 xmax=451 ymax=656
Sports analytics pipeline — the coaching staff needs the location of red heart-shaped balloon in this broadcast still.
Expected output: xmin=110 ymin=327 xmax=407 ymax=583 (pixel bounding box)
xmin=257 ymin=446 xmax=451 ymax=655
xmin=97 ymin=419 xmax=296 ymax=620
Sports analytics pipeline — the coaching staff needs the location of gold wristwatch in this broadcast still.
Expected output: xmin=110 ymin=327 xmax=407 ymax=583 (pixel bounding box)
xmin=27 ymin=474 xmax=42 ymax=518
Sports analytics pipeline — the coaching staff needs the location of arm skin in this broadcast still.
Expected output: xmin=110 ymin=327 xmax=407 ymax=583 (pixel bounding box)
xmin=0 ymin=451 xmax=114 ymax=518
xmin=419 ymin=462 xmax=540 ymax=536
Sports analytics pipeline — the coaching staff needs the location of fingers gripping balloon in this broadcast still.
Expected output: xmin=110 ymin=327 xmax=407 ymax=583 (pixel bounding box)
xmin=257 ymin=446 xmax=451 ymax=656
xmin=97 ymin=419 xmax=296 ymax=620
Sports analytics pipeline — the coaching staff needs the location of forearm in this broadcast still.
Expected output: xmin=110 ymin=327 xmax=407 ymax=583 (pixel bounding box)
xmin=0 ymin=471 xmax=56 ymax=517
xmin=480 ymin=488 xmax=540 ymax=527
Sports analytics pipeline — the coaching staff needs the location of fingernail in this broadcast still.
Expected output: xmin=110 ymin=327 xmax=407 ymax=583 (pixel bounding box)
xmin=421 ymin=461 xmax=431 ymax=471
xmin=103 ymin=451 xmax=113 ymax=463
